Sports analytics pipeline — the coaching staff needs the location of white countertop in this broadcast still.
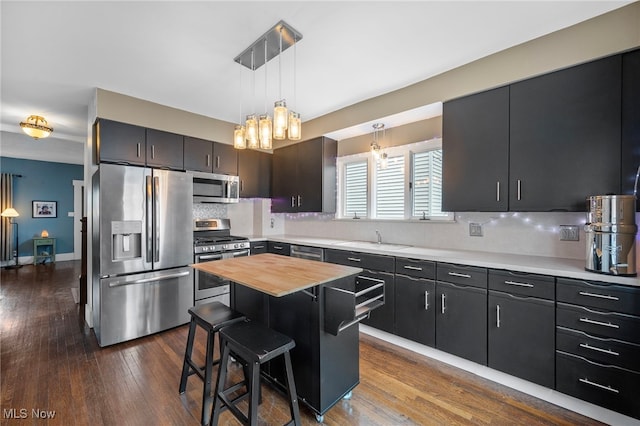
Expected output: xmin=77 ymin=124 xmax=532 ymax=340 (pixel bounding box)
xmin=246 ymin=235 xmax=640 ymax=287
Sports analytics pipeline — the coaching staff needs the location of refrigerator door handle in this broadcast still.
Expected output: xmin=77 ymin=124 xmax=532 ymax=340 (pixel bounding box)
xmin=146 ymin=175 xmax=153 ymax=262
xmin=108 ymin=270 xmax=191 ymax=287
xmin=154 ymin=176 xmax=160 ymax=263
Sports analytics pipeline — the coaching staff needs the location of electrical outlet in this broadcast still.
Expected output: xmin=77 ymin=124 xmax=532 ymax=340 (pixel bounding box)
xmin=560 ymin=225 xmax=580 ymax=241
xmin=469 ymin=223 xmax=483 ymax=237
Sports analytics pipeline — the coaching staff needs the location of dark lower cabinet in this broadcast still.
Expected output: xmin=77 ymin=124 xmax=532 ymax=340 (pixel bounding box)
xmin=267 ymin=241 xmax=290 ymax=256
xmin=249 ymin=241 xmax=267 ymax=255
xmin=395 ymin=274 xmax=435 ymax=346
xmin=488 ymin=291 xmax=555 ymax=387
xmin=436 ymin=281 xmax=487 ymax=365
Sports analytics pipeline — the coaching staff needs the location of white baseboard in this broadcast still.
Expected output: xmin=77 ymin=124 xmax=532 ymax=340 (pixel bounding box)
xmin=359 ymin=325 xmax=640 ymax=426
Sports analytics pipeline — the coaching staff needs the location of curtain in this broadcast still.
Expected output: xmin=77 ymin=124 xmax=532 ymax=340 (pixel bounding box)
xmin=1 ymin=173 xmax=14 ymax=261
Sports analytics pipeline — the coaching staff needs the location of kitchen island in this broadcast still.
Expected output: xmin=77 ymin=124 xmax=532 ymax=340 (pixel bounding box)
xmin=192 ymin=253 xmax=367 ymax=422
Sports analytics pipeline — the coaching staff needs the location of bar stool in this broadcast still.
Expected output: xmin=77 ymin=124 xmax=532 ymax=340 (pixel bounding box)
xmin=211 ymin=320 xmax=301 ymax=426
xmin=179 ymin=301 xmax=246 ymax=426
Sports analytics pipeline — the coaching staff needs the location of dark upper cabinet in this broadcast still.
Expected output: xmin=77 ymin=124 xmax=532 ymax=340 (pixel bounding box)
xmin=95 ymin=119 xmax=146 ymax=166
xmin=146 ymin=128 xmax=184 ymax=170
xmin=184 ymin=136 xmax=213 ymax=172
xmin=184 ymin=137 xmax=237 ymax=175
xmin=622 ymin=48 xmax=640 ymax=211
xmin=238 ymin=149 xmax=272 ymax=198
xmin=272 ymin=137 xmax=337 ymax=213
xmin=442 ymin=86 xmax=510 ymax=212
xmin=509 ymin=55 xmax=622 ymax=211
xmin=213 ymin=142 xmax=238 ymax=175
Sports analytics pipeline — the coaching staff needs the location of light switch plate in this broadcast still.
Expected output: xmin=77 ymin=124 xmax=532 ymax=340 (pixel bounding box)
xmin=469 ymin=223 xmax=483 ymax=237
xmin=560 ymin=225 xmax=580 ymax=241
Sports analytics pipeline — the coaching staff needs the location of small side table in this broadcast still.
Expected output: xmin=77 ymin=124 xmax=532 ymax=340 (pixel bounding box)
xmin=33 ymin=238 xmax=56 ymax=265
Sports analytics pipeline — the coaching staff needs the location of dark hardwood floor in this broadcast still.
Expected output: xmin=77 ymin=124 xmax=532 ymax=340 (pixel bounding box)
xmin=1 ymin=261 xmax=603 ymax=425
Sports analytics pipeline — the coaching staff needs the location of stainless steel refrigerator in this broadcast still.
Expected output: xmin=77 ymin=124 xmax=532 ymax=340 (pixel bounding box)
xmin=92 ymin=163 xmax=193 ymax=347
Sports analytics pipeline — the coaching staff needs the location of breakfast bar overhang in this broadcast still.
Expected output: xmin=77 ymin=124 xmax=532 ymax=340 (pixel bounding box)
xmin=192 ymin=253 xmax=385 ymax=422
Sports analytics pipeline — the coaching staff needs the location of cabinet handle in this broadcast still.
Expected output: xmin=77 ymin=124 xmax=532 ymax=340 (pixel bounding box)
xmin=240 ymin=180 xmax=244 ymax=192
xmin=291 ymin=196 xmax=296 ymax=208
xmin=578 ymin=291 xmax=619 ymax=301
xmin=151 ymin=145 xmax=155 ymax=159
xmin=578 ymin=378 xmax=619 ymax=394
xmin=496 ymin=304 xmax=501 ymax=328
xmin=403 ymin=265 xmax=423 ymax=271
xmin=216 ymin=156 xmax=220 ymax=169
xmin=441 ymin=293 xmax=446 ymax=314
xmin=253 ymin=245 xmax=265 ymax=250
xmin=424 ymin=291 xmax=429 ymax=310
xmin=504 ymin=280 xmax=534 ymax=288
xmin=137 ymin=143 xmax=141 ymax=158
xmin=517 ymin=180 xmax=522 ymax=201
xmin=347 ymin=257 xmax=361 ymax=262
xmin=579 ymin=317 xmax=619 ymax=329
xmin=579 ymin=343 xmax=619 ymax=356
xmin=298 ymin=195 xmax=302 ymax=207
xmin=496 ymin=181 xmax=500 ymax=202
xmin=273 ymin=245 xmax=283 ymax=250
xmin=448 ymin=272 xmax=471 ymax=279
xmin=206 ymin=154 xmax=211 ymax=167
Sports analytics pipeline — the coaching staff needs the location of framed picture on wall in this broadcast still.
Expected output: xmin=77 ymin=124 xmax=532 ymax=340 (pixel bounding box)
xmin=32 ymin=201 xmax=57 ymax=218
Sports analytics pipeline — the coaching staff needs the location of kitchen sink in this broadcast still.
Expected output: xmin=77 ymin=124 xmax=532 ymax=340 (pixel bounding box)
xmin=335 ymin=241 xmax=413 ymax=252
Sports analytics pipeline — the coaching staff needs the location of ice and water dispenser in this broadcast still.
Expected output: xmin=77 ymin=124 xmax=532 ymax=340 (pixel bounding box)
xmin=111 ymin=221 xmax=142 ymax=261
xmin=585 ymin=195 xmax=637 ymax=276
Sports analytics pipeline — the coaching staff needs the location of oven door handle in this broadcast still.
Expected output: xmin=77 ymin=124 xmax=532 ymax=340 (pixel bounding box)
xmin=197 ymin=254 xmax=224 ymax=261
xmin=231 ymin=250 xmax=250 ymax=258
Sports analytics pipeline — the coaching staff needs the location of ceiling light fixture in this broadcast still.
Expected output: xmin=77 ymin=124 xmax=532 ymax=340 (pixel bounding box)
xmin=20 ymin=115 xmax=53 ymax=139
xmin=370 ymin=123 xmax=385 ymax=160
xmin=233 ymin=20 xmax=303 ymax=149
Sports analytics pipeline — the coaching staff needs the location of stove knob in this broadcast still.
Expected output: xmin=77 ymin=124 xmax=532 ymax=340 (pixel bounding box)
xmin=234 ymin=243 xmax=239 ymax=249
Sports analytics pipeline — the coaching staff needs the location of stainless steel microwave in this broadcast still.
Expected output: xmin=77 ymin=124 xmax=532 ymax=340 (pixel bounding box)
xmin=190 ymin=171 xmax=239 ymax=203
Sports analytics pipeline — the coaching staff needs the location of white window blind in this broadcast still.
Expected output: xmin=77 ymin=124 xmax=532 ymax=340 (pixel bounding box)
xmin=344 ymin=160 xmax=368 ymax=218
xmin=376 ymin=156 xmax=405 ymax=219
xmin=412 ymin=149 xmax=446 ymax=217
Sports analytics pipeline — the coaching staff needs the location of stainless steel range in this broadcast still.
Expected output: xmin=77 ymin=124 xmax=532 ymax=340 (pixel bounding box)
xmin=193 ymin=218 xmax=250 ymax=306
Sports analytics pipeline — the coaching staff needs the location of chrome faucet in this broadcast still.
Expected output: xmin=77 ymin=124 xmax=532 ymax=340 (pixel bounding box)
xmin=375 ymin=230 xmax=382 ymax=244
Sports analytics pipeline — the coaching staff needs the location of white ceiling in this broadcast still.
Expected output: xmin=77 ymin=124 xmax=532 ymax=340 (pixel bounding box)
xmin=0 ymin=1 xmax=632 ymax=164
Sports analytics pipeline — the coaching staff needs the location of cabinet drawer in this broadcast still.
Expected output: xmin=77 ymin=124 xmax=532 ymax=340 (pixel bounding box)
xmin=489 ymin=269 xmax=555 ymax=300
xmin=267 ymin=241 xmax=290 ymax=256
xmin=250 ymin=241 xmax=268 ymax=255
xmin=556 ymin=278 xmax=640 ymax=316
xmin=36 ymin=238 xmax=54 ymax=246
xmin=557 ymin=302 xmax=640 ymax=344
xmin=436 ymin=263 xmax=487 ymax=289
xmin=325 ymin=249 xmax=394 ymax=273
xmin=395 ymin=258 xmax=435 ymax=279
xmin=556 ymin=350 xmax=640 ymax=420
xmin=557 ymin=326 xmax=640 ymax=373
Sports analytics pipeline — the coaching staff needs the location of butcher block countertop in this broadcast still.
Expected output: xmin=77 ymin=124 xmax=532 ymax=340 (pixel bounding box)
xmin=191 ymin=253 xmax=362 ymax=297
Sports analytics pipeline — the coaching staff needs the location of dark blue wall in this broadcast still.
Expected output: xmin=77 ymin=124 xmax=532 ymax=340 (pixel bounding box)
xmin=0 ymin=157 xmax=83 ymax=256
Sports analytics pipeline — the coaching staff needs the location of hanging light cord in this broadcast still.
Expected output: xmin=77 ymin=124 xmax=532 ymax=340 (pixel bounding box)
xmin=238 ymin=59 xmax=243 ymax=123
xmin=293 ymin=34 xmax=297 ymax=111
xmin=264 ymin=39 xmax=268 ymax=114
xmin=251 ymin=49 xmax=256 ymax=115
xmin=279 ymin=27 xmax=283 ymax=101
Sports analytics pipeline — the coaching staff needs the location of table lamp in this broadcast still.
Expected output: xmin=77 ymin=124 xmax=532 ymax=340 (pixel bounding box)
xmin=1 ymin=207 xmax=22 ymax=269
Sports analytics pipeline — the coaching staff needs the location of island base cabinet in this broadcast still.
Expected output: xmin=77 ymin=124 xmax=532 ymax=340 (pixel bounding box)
xmin=488 ymin=291 xmax=555 ymax=388
xmin=556 ymin=351 xmax=640 ymax=420
xmin=436 ymin=282 xmax=487 ymax=365
xmin=395 ymin=275 xmax=435 ymax=346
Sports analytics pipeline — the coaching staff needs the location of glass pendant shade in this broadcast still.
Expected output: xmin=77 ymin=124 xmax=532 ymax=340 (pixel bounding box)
xmin=245 ymin=115 xmax=259 ymax=149
xmin=258 ymin=115 xmax=273 ymax=149
xmin=273 ymin=100 xmax=288 ymax=140
xmin=288 ymin=111 xmax=301 ymax=141
xmin=234 ymin=125 xmax=247 ymax=149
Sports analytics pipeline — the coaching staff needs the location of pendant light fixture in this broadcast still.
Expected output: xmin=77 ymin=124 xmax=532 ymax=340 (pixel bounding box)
xmin=20 ymin=115 xmax=53 ymax=139
xmin=258 ymin=38 xmax=273 ymax=149
xmin=233 ymin=21 xmax=302 ymax=149
xmin=273 ymin=27 xmax=288 ymax=140
xmin=370 ymin=123 xmax=385 ymax=161
xmin=233 ymin=59 xmax=247 ymax=149
xmin=287 ymin=33 xmax=302 ymax=141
